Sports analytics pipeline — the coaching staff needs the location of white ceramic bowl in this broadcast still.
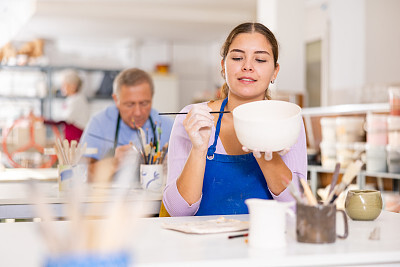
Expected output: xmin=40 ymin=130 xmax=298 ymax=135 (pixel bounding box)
xmin=232 ymin=100 xmax=302 ymax=152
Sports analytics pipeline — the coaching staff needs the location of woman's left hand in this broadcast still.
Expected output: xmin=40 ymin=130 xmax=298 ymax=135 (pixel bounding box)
xmin=242 ymin=146 xmax=290 ymax=161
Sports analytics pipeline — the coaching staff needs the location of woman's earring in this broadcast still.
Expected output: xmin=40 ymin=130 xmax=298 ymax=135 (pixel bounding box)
xmin=270 ymin=80 xmax=275 ymax=84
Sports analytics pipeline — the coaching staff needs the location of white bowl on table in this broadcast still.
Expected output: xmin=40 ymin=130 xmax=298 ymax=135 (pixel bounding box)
xmin=232 ymin=100 xmax=302 ymax=152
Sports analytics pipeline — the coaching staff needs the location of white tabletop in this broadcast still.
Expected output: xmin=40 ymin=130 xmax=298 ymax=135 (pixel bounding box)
xmin=0 ymin=168 xmax=58 ymax=182
xmin=0 ymin=211 xmax=399 ymax=266
xmin=0 ymin=178 xmax=162 ymax=219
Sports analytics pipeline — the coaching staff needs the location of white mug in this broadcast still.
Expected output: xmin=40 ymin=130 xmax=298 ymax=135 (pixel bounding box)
xmin=245 ymin=198 xmax=294 ymax=249
xmin=140 ymin=164 xmax=163 ymax=191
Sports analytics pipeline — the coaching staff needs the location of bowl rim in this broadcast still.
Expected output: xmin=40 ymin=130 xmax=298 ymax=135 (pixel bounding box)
xmin=232 ymin=100 xmax=301 ymax=122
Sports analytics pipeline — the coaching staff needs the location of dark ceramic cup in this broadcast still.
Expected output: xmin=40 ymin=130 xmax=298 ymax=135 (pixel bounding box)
xmin=296 ymin=203 xmax=349 ymax=244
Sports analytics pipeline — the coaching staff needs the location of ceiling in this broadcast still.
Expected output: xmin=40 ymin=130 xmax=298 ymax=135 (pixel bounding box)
xmin=15 ymin=0 xmax=258 ymax=44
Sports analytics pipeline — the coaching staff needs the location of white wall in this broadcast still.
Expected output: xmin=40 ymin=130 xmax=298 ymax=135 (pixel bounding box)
xmin=327 ymin=0 xmax=400 ymax=105
xmin=365 ymin=0 xmax=400 ymax=85
xmin=305 ymin=1 xmax=328 ymax=43
xmin=172 ymin=42 xmax=223 ymax=108
xmin=47 ymin=38 xmax=222 ymax=109
xmin=257 ymin=0 xmax=306 ymax=94
xmin=329 ymin=0 xmax=366 ymax=95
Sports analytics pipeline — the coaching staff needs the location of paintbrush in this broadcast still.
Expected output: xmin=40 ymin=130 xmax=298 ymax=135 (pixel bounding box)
xmin=282 ymin=176 xmax=304 ymax=204
xmin=159 ymin=143 xmax=169 ymax=163
xmin=132 ymin=119 xmax=146 ymax=162
xmin=70 ymin=140 xmax=77 ymax=165
xmin=56 ymin=138 xmax=67 ymax=165
xmin=228 ymin=233 xmax=248 ymax=239
xmin=300 ymin=178 xmax=318 ymax=206
xmin=159 ymin=111 xmax=230 ymax=115
xmin=63 ymin=139 xmax=70 ymax=164
xmin=329 ymin=162 xmax=341 ymax=195
xmin=326 ymin=160 xmax=364 ymax=204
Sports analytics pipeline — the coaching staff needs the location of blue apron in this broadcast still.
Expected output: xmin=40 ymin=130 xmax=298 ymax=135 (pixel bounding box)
xmin=196 ymin=98 xmax=272 ymax=216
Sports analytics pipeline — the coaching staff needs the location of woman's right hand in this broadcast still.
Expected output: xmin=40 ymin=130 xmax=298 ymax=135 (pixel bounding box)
xmin=183 ymin=104 xmax=214 ymax=152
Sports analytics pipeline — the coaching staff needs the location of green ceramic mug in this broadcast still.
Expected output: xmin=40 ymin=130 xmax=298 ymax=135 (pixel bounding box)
xmin=345 ymin=190 xmax=383 ymax=221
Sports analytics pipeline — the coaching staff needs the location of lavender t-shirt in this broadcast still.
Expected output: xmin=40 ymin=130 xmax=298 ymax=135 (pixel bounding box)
xmin=163 ymin=102 xmax=308 ymax=216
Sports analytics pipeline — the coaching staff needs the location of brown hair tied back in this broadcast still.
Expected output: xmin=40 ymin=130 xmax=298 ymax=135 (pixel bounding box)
xmin=219 ymin=22 xmax=279 ymax=100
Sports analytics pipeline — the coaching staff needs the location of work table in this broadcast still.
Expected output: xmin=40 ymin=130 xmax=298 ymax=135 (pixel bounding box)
xmin=0 ymin=211 xmax=399 ymax=266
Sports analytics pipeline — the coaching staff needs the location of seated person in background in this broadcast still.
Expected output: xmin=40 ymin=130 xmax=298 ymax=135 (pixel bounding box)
xmin=45 ymin=70 xmax=89 ymax=142
xmin=80 ymin=68 xmax=174 ymax=179
xmin=162 ymin=22 xmax=307 ymax=216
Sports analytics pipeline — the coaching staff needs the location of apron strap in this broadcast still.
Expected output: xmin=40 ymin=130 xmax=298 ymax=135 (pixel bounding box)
xmin=113 ymin=113 xmax=121 ymax=153
xmin=207 ymin=97 xmax=228 ymax=160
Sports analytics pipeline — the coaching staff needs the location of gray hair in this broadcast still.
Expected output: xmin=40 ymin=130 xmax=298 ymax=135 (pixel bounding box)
xmin=63 ymin=69 xmax=82 ymax=92
xmin=113 ymin=68 xmax=154 ymax=97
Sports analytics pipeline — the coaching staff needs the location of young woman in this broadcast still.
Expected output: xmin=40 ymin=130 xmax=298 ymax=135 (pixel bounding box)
xmin=163 ymin=22 xmax=307 ymax=216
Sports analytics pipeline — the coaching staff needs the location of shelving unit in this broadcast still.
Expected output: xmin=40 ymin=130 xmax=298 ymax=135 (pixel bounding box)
xmin=308 ymin=164 xmax=400 ymax=196
xmin=0 ymin=64 xmax=122 ymax=119
xmin=302 ymin=103 xmax=400 ymax=196
xmin=0 ymin=65 xmax=180 ymax=120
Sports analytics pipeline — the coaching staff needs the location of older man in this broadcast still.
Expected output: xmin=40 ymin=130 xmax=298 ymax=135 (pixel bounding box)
xmin=80 ymin=68 xmax=173 ymax=169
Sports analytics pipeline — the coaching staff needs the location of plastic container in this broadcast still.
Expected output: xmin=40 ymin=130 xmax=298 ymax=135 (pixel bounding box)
xmin=388 ymin=116 xmax=400 ymax=146
xmin=365 ymin=113 xmax=388 ymax=146
xmin=336 ymin=117 xmax=365 ymax=143
xmin=365 ymin=145 xmax=387 ymax=172
xmin=386 ymin=145 xmax=400 ymax=173
xmin=320 ymin=117 xmax=337 ymax=142
xmin=388 ymin=87 xmax=400 ymax=116
xmin=320 ymin=141 xmax=337 ymax=169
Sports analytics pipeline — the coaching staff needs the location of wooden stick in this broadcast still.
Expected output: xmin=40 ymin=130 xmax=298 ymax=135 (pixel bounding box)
xmin=300 ymin=179 xmax=318 ymax=206
xmin=54 ymin=145 xmax=64 ymax=165
xmin=63 ymin=139 xmax=70 ymax=165
xmin=70 ymin=140 xmax=77 ymax=165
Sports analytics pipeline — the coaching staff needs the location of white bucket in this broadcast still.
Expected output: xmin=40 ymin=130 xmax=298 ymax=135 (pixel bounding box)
xmin=336 ymin=117 xmax=365 ymax=143
xmin=320 ymin=141 xmax=336 ymax=169
xmin=366 ymin=113 xmax=388 ymax=146
xmin=366 ymin=145 xmax=387 ymax=172
xmin=387 ymin=145 xmax=400 ymax=174
xmin=320 ymin=117 xmax=337 ymax=142
xmin=388 ymin=116 xmax=400 ymax=146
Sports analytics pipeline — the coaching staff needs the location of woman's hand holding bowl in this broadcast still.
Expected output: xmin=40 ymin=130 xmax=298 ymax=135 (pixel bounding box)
xmin=242 ymin=146 xmax=290 ymax=161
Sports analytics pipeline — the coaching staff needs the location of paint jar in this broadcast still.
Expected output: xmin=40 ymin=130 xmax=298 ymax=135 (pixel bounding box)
xmin=365 ymin=144 xmax=387 ymax=172
xmin=388 ymin=87 xmax=400 ymax=116
xmin=365 ymin=113 xmax=388 ymax=146
xmin=319 ymin=141 xmax=336 ymax=169
xmin=388 ymin=116 xmax=400 ymax=146
xmin=140 ymin=164 xmax=164 ymax=191
xmin=336 ymin=117 xmax=365 ymax=143
xmin=320 ymin=117 xmax=337 ymax=142
xmin=57 ymin=164 xmax=87 ymax=191
xmin=387 ymin=145 xmax=400 ymax=173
